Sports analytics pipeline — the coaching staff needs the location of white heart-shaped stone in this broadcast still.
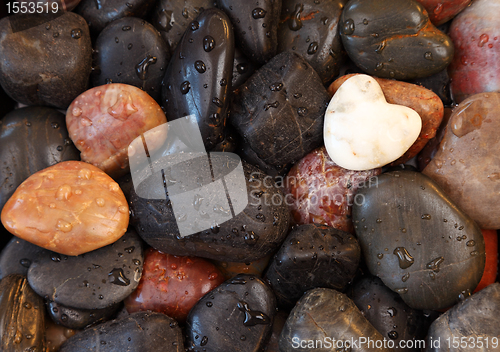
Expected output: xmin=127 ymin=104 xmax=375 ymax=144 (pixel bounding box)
xmin=324 ymin=74 xmax=422 ymax=171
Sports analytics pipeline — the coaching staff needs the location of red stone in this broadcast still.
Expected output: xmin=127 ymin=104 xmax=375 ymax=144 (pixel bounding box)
xmin=124 ymin=249 xmax=225 ymax=322
xmin=415 ymin=0 xmax=471 ymax=25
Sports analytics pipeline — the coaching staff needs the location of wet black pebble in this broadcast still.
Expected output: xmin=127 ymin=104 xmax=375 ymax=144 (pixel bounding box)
xmin=93 ymin=17 xmax=170 ymax=102
xmin=186 ymin=274 xmax=276 ymax=352
xmin=47 ymin=300 xmax=122 ymax=330
xmin=27 ymin=229 xmax=143 ymax=310
xmin=0 ymin=237 xmax=45 ymax=280
xmin=59 ymin=311 xmax=183 ymax=352
xmin=265 ymin=224 xmax=361 ymax=309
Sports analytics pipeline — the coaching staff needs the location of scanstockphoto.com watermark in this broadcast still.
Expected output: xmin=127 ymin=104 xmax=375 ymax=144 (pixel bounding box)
xmin=248 ymin=173 xmax=380 ymax=208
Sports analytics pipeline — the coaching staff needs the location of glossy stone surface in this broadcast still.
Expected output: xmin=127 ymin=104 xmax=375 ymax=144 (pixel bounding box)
xmin=425 ymin=283 xmax=500 ymax=352
xmin=186 ymin=274 xmax=276 ymax=352
xmin=349 ymin=277 xmax=427 ymax=351
xmin=353 ymin=171 xmax=486 ymax=310
xmin=124 ymin=248 xmax=225 ymax=322
xmin=47 ymin=301 xmax=121 ymax=330
xmin=0 ymin=107 xmax=79 ymax=213
xmin=130 ymin=161 xmax=290 ymax=263
xmin=151 ymin=0 xmax=214 ymax=55
xmin=0 ymin=275 xmax=45 ymax=352
xmin=66 ymin=84 xmax=167 ymax=179
xmin=76 ymin=0 xmax=156 ymax=35
xmin=279 ymin=288 xmax=393 ymax=352
xmin=1 ymin=161 xmax=129 ymax=256
xmin=59 ymin=311 xmax=183 ymax=352
xmin=265 ymin=224 xmax=360 ymax=308
xmin=231 ymin=51 xmax=329 ymax=169
xmin=339 ymin=0 xmax=454 ymax=80
xmin=285 ymin=147 xmax=381 ymax=232
xmin=0 ymin=238 xmax=45 ymax=280
xmin=277 ymin=0 xmax=346 ymax=84
xmin=93 ymin=17 xmax=170 ymax=102
xmin=161 ymin=8 xmax=234 ymax=151
xmin=0 ymin=12 xmax=92 ymax=108
xmin=324 ymin=75 xmax=422 ymax=170
xmin=423 ymin=93 xmax=500 ymax=229
xmin=448 ymin=0 xmax=500 ymax=103
xmin=415 ymin=0 xmax=471 ymax=25
xmin=27 ymin=229 xmax=143 ymax=310
xmin=328 ymin=74 xmax=444 ymax=166
xmin=218 ymin=0 xmax=281 ymax=64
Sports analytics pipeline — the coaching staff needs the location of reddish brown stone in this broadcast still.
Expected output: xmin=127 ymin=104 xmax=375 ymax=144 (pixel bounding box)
xmin=423 ymin=93 xmax=500 ymax=229
xmin=284 ymin=147 xmax=381 ymax=233
xmin=328 ymin=74 xmax=444 ymax=166
xmin=124 ymin=249 xmax=225 ymax=322
xmin=415 ymin=0 xmax=471 ymax=25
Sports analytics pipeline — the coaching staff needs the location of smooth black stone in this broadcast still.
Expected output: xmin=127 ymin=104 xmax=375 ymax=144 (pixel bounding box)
xmin=217 ymin=0 xmax=281 ymax=64
xmin=0 ymin=238 xmax=45 ymax=280
xmin=151 ymin=0 xmax=214 ymax=56
xmin=0 ymin=275 xmax=45 ymax=352
xmin=265 ymin=224 xmax=360 ymax=309
xmin=408 ymin=69 xmax=452 ymax=107
xmin=0 ymin=107 xmax=80 ymax=213
xmin=237 ymin=140 xmax=292 ymax=178
xmin=0 ymin=12 xmax=92 ymax=108
xmin=353 ymin=171 xmax=485 ymax=310
xmin=75 ymin=0 xmax=155 ymax=35
xmin=27 ymin=229 xmax=144 ymax=310
xmin=277 ymin=0 xmax=346 ymax=84
xmin=161 ymin=8 xmax=234 ymax=151
xmin=59 ymin=311 xmax=183 ymax=352
xmin=339 ymin=0 xmax=454 ymax=80
xmin=186 ymin=274 xmax=276 ymax=352
xmin=130 ymin=160 xmax=290 ymax=262
xmin=230 ymin=51 xmax=329 ymax=168
xmin=425 ymin=283 xmax=500 ymax=352
xmin=279 ymin=288 xmax=393 ymax=352
xmin=93 ymin=17 xmax=170 ymax=102
xmin=232 ymin=48 xmax=258 ymax=90
xmin=47 ymin=301 xmax=121 ymax=330
xmin=348 ymin=276 xmax=427 ymax=351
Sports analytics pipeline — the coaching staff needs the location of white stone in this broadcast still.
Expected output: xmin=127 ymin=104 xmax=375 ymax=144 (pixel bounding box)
xmin=323 ymin=74 xmax=422 ymax=171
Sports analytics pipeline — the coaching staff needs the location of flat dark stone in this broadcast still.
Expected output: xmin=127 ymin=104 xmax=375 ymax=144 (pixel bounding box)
xmin=339 ymin=0 xmax=454 ymax=80
xmin=47 ymin=300 xmax=122 ymax=330
xmin=353 ymin=171 xmax=485 ymax=310
xmin=0 ymin=12 xmax=92 ymax=108
xmin=277 ymin=0 xmax=347 ymax=84
xmin=0 ymin=107 xmax=80 ymax=213
xmin=27 ymin=229 xmax=144 ymax=310
xmin=93 ymin=17 xmax=170 ymax=102
xmin=0 ymin=238 xmax=45 ymax=280
xmin=265 ymin=224 xmax=360 ymax=308
xmin=230 ymin=51 xmax=329 ymax=168
xmin=186 ymin=274 xmax=276 ymax=352
xmin=59 ymin=311 xmax=183 ymax=352
xmin=279 ymin=288 xmax=393 ymax=352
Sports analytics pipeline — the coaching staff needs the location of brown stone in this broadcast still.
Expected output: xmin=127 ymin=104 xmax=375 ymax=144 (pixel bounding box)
xmin=328 ymin=74 xmax=444 ymax=166
xmin=423 ymin=93 xmax=500 ymax=229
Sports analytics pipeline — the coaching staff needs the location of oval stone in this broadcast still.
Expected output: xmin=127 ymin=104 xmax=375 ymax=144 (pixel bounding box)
xmin=448 ymin=0 xmax=500 ymax=103
xmin=0 ymin=12 xmax=92 ymax=108
xmin=0 ymin=107 xmax=80 ymax=213
xmin=423 ymin=93 xmax=500 ymax=229
xmin=27 ymin=229 xmax=143 ymax=310
xmin=186 ymin=274 xmax=276 ymax=352
xmin=353 ymin=170 xmax=485 ymax=310
xmin=279 ymin=288 xmax=393 ymax=352
xmin=265 ymin=224 xmax=361 ymax=308
xmin=59 ymin=311 xmax=183 ymax=352
xmin=339 ymin=0 xmax=454 ymax=80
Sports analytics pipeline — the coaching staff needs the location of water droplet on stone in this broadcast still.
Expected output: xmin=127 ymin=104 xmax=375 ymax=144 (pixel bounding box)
xmin=195 ymin=60 xmax=206 ymax=73
xmin=203 ymin=36 xmax=215 ymax=52
xmin=393 ymin=247 xmax=414 ymax=269
xmin=71 ymin=28 xmax=82 ymax=39
xmin=252 ymin=8 xmax=267 ymax=19
xmin=307 ymin=42 xmax=319 ymax=55
xmin=343 ymin=19 xmax=355 ymax=35
xmin=180 ymin=81 xmax=191 ymax=94
xmin=108 ymin=268 xmax=131 ymax=286
xmin=424 ymin=52 xmax=433 ymax=60
xmin=427 ymin=257 xmax=444 ymax=272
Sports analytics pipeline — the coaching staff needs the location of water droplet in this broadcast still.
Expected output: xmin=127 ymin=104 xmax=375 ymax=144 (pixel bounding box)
xmin=375 ymin=40 xmax=386 ymax=54
xmin=377 ymin=253 xmax=384 ymax=259
xmin=470 ymin=250 xmax=479 ymax=256
xmin=401 ymin=273 xmax=410 ymax=282
xmin=264 ymin=101 xmax=279 ymax=111
xmin=125 ymin=246 xmax=135 ymax=254
xmin=61 ymin=314 xmax=68 ymax=322
xmin=190 ymin=21 xmax=199 ymax=31
xmin=108 ymin=268 xmax=131 ymax=286
xmin=212 ymin=97 xmax=222 ymax=107
xmin=424 ymin=52 xmax=433 ymax=60
xmin=363 ymin=19 xmax=369 ymax=25
xmin=200 ymin=336 xmax=208 ymax=346
xmin=297 ymin=107 xmax=308 ymax=117
xmin=388 ymin=331 xmax=398 ymax=340
xmin=289 ymin=4 xmax=304 ymax=31
xmin=307 ymin=42 xmax=319 ymax=55
xmin=53 ymin=32 xmax=59 ymax=38
xmin=56 ymin=219 xmax=72 ymax=233
xmin=135 ymin=55 xmax=157 ymax=81
xmin=395 ymin=288 xmax=408 ymax=294
xmin=466 ymin=240 xmax=476 ymax=247
xmin=182 ymin=8 xmax=188 ymax=18
xmin=180 ymin=81 xmax=191 ymax=94
xmin=387 ymin=307 xmax=396 ymax=317
xmin=20 ymin=258 xmax=31 ymax=268
xmin=269 ymin=82 xmax=283 ymax=91
xmin=51 ymin=253 xmax=61 ymax=262
xmin=426 ymin=257 xmax=444 ymax=272
xmin=122 ymin=26 xmax=131 ymax=31
xmin=236 ymin=63 xmax=248 ymax=74
xmin=71 ymin=28 xmax=82 ymax=39
xmin=393 ymin=247 xmax=414 ymax=269
xmin=95 ymin=198 xmax=105 ymax=207
xmin=237 ymin=301 xmax=270 ymax=326
xmin=203 ymin=36 xmax=216 ymax=52
xmin=230 ymin=277 xmax=247 ymax=285
xmin=72 ymin=107 xmax=83 ymax=117
xmin=343 ymin=19 xmax=355 ymax=35
xmin=479 ymin=34 xmax=489 ymax=47
xmin=429 ymin=272 xmax=436 ymax=280
xmin=244 ymin=231 xmax=259 ymax=245
xmin=421 ymin=214 xmax=431 ymax=220
xmin=458 ymin=289 xmax=471 ymax=301
xmin=195 ymin=60 xmax=206 ymax=73
xmin=252 ymin=8 xmax=266 ymax=19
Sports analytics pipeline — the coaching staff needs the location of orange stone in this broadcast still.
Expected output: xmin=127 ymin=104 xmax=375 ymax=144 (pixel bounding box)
xmin=1 ymin=161 xmax=129 ymax=256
